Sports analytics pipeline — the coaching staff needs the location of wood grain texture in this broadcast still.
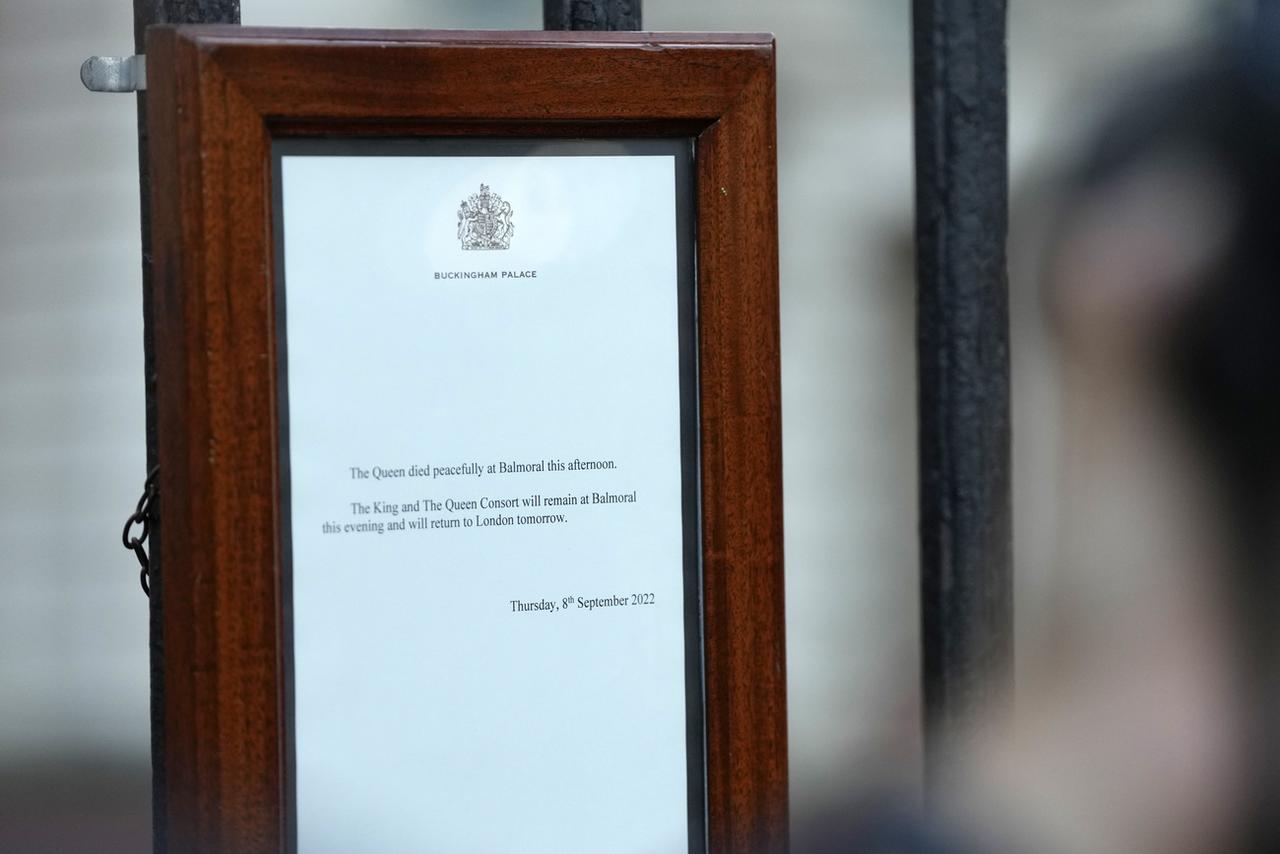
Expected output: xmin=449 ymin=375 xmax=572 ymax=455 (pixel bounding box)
xmin=132 ymin=6 xmax=241 ymax=854
xmin=146 ymin=27 xmax=784 ymax=853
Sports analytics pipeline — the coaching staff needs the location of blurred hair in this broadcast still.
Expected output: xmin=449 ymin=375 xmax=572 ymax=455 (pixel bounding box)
xmin=1053 ymin=14 xmax=1280 ymax=509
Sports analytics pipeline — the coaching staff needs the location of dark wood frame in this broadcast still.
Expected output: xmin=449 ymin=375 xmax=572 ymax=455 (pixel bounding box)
xmin=147 ymin=26 xmax=784 ymax=853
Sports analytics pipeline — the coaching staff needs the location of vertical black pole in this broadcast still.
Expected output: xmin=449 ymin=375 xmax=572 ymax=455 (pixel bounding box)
xmin=912 ymin=0 xmax=1012 ymax=787
xmin=131 ymin=5 xmax=241 ymax=849
xmin=544 ymin=0 xmax=641 ymax=31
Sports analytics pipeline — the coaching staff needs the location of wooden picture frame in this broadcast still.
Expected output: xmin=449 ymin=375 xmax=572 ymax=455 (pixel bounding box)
xmin=146 ymin=26 xmax=784 ymax=853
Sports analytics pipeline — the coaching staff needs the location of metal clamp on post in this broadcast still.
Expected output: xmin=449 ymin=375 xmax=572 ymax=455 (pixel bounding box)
xmin=81 ymin=55 xmax=147 ymax=92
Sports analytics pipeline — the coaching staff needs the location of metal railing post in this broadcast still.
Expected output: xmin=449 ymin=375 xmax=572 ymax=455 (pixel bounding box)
xmin=544 ymin=0 xmax=641 ymax=31
xmin=912 ymin=0 xmax=1013 ymax=788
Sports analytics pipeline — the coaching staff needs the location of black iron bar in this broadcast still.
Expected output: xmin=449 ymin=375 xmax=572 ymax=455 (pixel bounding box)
xmin=911 ymin=0 xmax=1013 ymax=788
xmin=544 ymin=0 xmax=641 ymax=31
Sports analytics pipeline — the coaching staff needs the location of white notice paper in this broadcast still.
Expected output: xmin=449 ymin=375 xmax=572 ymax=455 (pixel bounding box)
xmin=281 ymin=148 xmax=693 ymax=854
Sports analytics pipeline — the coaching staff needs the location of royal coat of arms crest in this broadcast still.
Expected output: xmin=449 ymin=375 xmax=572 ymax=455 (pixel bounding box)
xmin=457 ymin=184 xmax=513 ymax=250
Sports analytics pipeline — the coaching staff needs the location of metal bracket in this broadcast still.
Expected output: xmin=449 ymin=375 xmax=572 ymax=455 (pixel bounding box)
xmin=81 ymin=55 xmax=147 ymax=93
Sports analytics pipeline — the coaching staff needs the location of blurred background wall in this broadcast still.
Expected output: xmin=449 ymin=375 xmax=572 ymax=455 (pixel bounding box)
xmin=0 ymin=0 xmax=1223 ymax=850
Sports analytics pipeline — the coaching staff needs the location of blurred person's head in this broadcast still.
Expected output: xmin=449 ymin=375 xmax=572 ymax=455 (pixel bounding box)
xmin=855 ymin=15 xmax=1280 ymax=854
xmin=798 ymin=15 xmax=1280 ymax=854
xmin=1040 ymin=13 xmax=1280 ymax=854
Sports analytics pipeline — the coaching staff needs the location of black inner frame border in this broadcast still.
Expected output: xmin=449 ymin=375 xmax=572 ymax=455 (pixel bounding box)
xmin=270 ymin=137 xmax=706 ymax=854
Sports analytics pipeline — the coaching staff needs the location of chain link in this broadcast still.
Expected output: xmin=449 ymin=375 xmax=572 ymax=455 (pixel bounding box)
xmin=122 ymin=466 xmax=159 ymax=597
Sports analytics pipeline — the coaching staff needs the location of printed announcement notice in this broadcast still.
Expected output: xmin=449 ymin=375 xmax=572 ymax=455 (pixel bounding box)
xmin=281 ymin=150 xmax=690 ymax=854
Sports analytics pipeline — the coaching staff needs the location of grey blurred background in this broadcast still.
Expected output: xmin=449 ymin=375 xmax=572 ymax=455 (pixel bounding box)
xmin=0 ymin=0 xmax=1220 ymax=850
